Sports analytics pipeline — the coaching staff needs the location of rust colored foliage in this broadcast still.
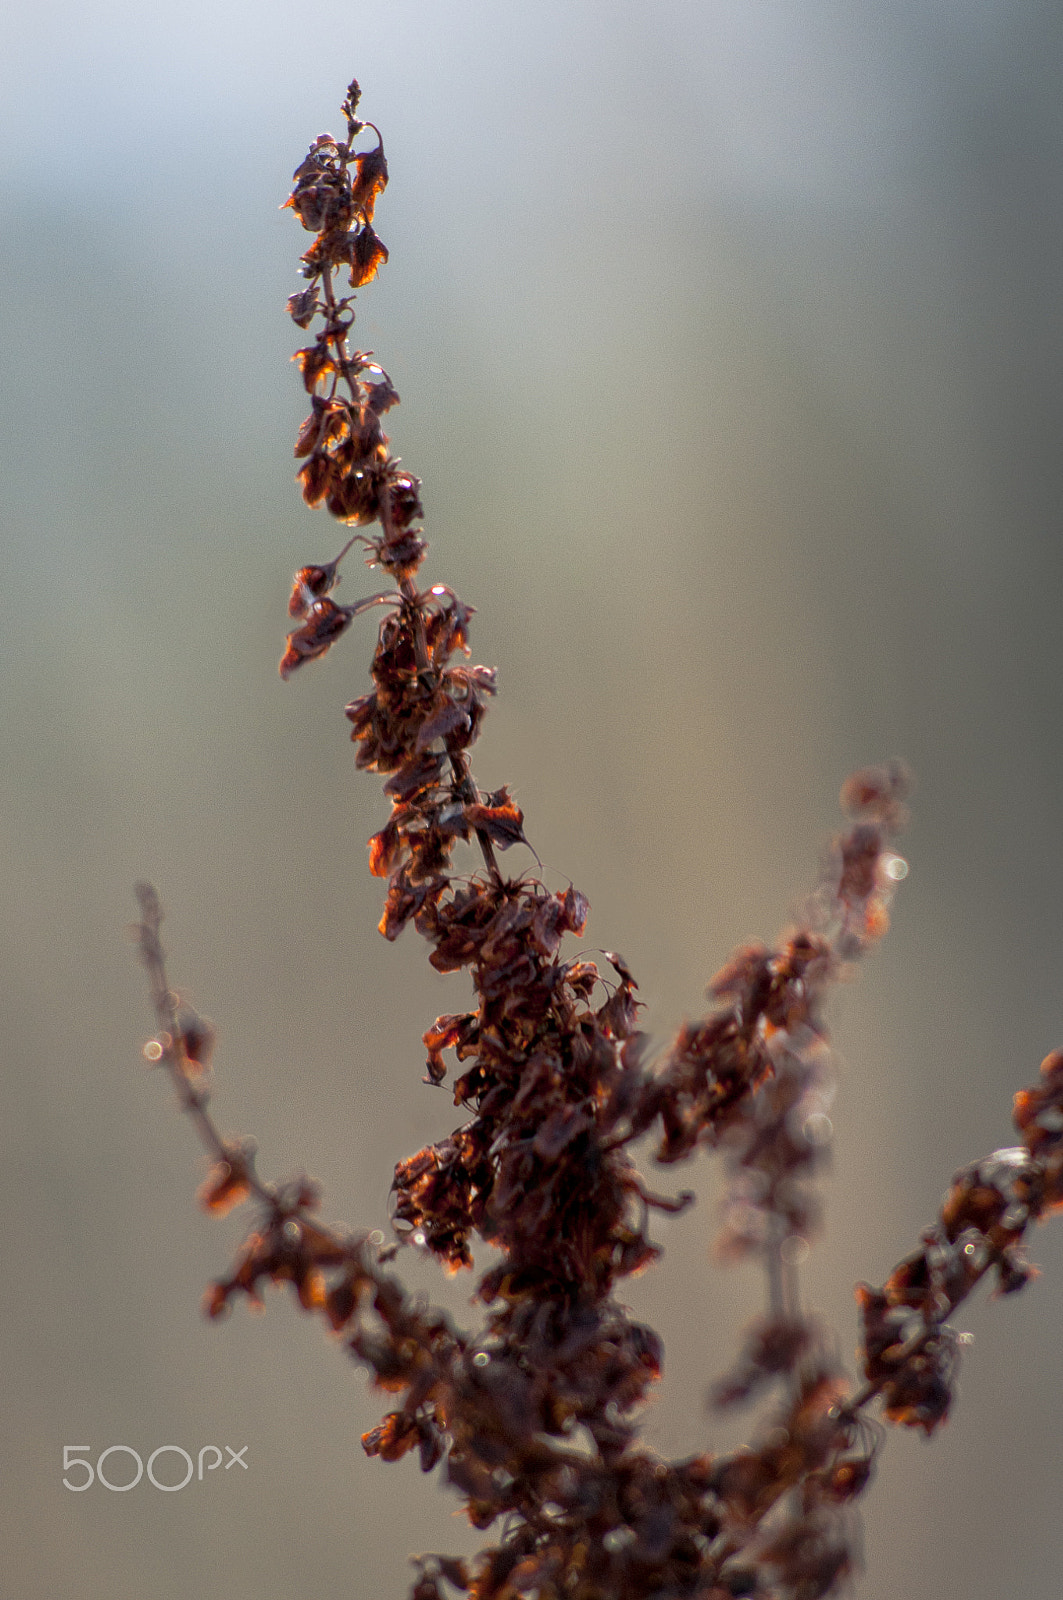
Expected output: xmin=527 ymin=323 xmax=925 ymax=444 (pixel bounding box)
xmin=133 ymin=79 xmax=1063 ymax=1600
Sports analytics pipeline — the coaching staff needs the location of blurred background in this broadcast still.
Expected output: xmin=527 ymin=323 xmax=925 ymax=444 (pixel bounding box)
xmin=3 ymin=2 xmax=1063 ymax=1595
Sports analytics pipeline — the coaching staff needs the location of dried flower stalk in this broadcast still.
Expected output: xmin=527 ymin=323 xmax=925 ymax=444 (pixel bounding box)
xmin=134 ymin=79 xmax=1063 ymax=1600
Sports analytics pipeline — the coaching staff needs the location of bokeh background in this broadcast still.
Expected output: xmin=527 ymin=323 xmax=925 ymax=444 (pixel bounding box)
xmin=3 ymin=2 xmax=1063 ymax=1596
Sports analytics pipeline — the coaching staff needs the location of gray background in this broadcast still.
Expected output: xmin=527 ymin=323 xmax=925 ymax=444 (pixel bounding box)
xmin=3 ymin=2 xmax=1063 ymax=1596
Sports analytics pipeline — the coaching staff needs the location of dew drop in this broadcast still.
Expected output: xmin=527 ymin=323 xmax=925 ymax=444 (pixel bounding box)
xmin=781 ymin=1235 xmax=810 ymax=1266
xmin=803 ymin=1112 xmax=833 ymax=1147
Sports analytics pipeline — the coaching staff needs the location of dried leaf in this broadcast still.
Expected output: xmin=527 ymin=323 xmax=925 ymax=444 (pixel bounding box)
xmin=293 ymin=342 xmax=337 ymax=392
xmin=348 ymin=225 xmax=389 ymax=287
xmin=198 ymin=1158 xmax=251 ymax=1217
xmin=287 ymin=287 xmax=320 ymax=328
xmin=351 ymin=144 xmax=389 ymax=222
xmin=368 ymin=818 xmax=402 ymax=878
xmin=361 ymin=1410 xmax=419 ymax=1461
xmin=464 ymin=789 xmax=525 ymax=849
xmin=416 ymin=695 xmax=471 ymax=751
xmin=279 ymin=597 xmax=353 ymax=678
xmin=365 ymin=374 xmax=400 ymax=413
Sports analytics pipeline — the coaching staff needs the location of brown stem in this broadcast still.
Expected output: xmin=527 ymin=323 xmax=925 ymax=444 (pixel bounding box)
xmin=134 ymin=884 xmax=274 ymax=1206
xmin=320 ymin=262 xmax=364 ymax=399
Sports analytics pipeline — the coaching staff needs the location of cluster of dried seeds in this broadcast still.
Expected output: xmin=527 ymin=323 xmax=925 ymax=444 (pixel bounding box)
xmin=134 ymin=79 xmax=1063 ymax=1600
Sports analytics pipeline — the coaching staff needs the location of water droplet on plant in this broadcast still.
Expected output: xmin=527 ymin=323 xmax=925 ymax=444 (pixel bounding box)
xmin=803 ymin=1112 xmax=833 ymax=1147
xmin=781 ymin=1235 xmax=809 ymax=1266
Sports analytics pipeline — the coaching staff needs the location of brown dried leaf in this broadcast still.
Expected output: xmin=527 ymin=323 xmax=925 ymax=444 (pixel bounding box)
xmin=368 ymin=818 xmax=402 ymax=879
xmin=177 ymin=1010 xmax=215 ymax=1071
xmin=287 ymin=287 xmax=320 ymax=328
xmin=279 ymin=597 xmax=353 ymax=678
xmin=464 ymin=789 xmax=525 ymax=850
xmin=296 ymin=452 xmax=334 ymax=508
xmin=365 ymin=374 xmax=400 ymax=413
xmin=293 ymin=343 xmax=337 ymax=392
xmin=361 ymin=1410 xmax=419 ymax=1462
xmin=348 ymin=225 xmax=389 ymax=287
xmin=351 ymin=144 xmax=389 ymax=222
xmin=198 ymin=1157 xmax=251 ymax=1217
xmin=416 ymin=695 xmax=471 ymax=751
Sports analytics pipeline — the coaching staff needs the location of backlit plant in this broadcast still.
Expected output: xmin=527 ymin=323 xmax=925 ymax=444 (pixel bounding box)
xmin=134 ymin=79 xmax=1063 ymax=1600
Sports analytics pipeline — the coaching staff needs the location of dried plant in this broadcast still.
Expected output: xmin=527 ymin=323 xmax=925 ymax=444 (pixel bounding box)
xmin=133 ymin=79 xmax=1063 ymax=1600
